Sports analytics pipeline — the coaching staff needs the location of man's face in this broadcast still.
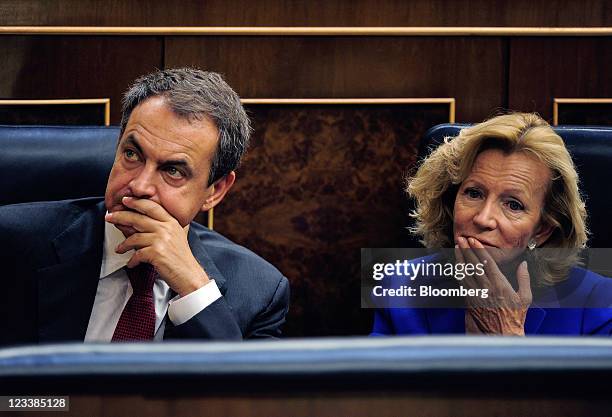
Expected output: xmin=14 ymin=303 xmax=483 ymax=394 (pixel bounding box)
xmin=105 ymin=96 xmax=219 ymax=237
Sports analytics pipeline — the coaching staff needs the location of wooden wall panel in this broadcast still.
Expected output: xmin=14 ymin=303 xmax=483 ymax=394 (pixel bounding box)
xmin=209 ymin=103 xmax=450 ymax=336
xmin=165 ymin=36 xmax=505 ymax=122
xmin=508 ymin=38 xmax=612 ymax=122
xmin=0 ymin=0 xmax=608 ymax=26
xmin=0 ymin=36 xmax=163 ymax=124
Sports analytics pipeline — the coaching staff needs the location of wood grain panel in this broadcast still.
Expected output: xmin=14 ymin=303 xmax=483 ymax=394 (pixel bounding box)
xmin=208 ymin=103 xmax=450 ymax=336
xmin=166 ymin=36 xmax=505 ymax=122
xmin=0 ymin=0 xmax=608 ymax=26
xmin=508 ymin=38 xmax=612 ymax=122
xmin=0 ymin=36 xmax=163 ymax=124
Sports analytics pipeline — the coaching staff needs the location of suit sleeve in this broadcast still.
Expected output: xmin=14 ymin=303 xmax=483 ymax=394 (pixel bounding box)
xmin=582 ymin=309 xmax=612 ymax=335
xmin=166 ymin=297 xmax=244 ymax=340
xmin=371 ymin=308 xmax=394 ymax=336
xmin=165 ymin=275 xmax=290 ymax=340
xmin=245 ymin=276 xmax=290 ymax=339
xmin=582 ymin=278 xmax=612 ymax=335
xmin=0 ymin=214 xmax=39 ymax=346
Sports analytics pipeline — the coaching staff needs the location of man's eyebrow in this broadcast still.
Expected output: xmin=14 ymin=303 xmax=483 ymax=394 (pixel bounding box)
xmin=160 ymin=159 xmax=193 ymax=175
xmin=122 ymin=134 xmax=194 ymax=175
xmin=122 ymin=135 xmax=143 ymax=154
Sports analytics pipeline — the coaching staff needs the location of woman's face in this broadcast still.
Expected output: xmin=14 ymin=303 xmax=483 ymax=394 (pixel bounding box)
xmin=453 ymin=148 xmax=553 ymax=264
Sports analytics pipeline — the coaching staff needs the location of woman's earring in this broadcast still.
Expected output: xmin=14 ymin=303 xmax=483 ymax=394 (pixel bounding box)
xmin=528 ymin=239 xmax=537 ymax=250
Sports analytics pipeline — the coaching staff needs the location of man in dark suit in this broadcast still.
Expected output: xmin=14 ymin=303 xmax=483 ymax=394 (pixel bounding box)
xmin=0 ymin=68 xmax=289 ymax=346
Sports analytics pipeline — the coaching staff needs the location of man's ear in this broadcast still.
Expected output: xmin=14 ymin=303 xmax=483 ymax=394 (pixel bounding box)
xmin=534 ymin=220 xmax=555 ymax=246
xmin=201 ymin=171 xmax=236 ymax=212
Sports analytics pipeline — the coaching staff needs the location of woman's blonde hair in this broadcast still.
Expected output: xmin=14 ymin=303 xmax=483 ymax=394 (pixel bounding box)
xmin=408 ymin=112 xmax=588 ymax=284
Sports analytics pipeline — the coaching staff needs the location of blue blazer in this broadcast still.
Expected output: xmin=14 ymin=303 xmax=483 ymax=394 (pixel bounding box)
xmin=372 ymin=260 xmax=612 ymax=336
xmin=0 ymin=198 xmax=290 ymax=346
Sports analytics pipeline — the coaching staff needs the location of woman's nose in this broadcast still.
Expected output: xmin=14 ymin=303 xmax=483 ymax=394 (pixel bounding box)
xmin=472 ymin=200 xmax=497 ymax=230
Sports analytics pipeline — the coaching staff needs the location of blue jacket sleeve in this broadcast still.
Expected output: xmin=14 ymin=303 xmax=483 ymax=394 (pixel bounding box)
xmin=582 ymin=277 xmax=612 ymax=334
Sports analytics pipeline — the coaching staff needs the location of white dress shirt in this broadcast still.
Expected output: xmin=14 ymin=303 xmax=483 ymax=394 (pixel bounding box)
xmin=84 ymin=218 xmax=221 ymax=342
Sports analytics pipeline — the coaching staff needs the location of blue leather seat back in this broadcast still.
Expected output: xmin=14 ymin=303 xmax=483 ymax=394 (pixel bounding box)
xmin=1 ymin=124 xmax=610 ymax=247
xmin=0 ymin=125 xmax=120 ymax=205
xmin=419 ymin=124 xmax=612 ymax=248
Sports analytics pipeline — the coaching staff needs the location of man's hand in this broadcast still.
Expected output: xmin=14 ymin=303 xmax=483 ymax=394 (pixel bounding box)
xmin=456 ymin=236 xmax=531 ymax=335
xmin=105 ymin=196 xmax=210 ymax=297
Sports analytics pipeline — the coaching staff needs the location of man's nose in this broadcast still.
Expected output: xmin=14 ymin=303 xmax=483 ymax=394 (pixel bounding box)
xmin=472 ymin=199 xmax=498 ymax=230
xmin=128 ymin=165 xmax=157 ymax=199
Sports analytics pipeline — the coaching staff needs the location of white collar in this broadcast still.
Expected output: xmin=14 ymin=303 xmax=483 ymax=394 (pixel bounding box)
xmin=99 ymin=214 xmax=135 ymax=279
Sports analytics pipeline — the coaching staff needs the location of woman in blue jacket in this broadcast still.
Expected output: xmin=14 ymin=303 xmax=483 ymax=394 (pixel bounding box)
xmin=372 ymin=113 xmax=612 ymax=336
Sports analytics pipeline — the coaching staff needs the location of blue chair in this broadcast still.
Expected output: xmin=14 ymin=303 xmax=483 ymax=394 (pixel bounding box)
xmin=0 ymin=125 xmax=119 ymax=206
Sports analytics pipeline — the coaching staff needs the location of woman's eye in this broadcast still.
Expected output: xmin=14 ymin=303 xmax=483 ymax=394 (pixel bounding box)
xmin=465 ymin=188 xmax=482 ymax=199
xmin=507 ymin=200 xmax=524 ymax=211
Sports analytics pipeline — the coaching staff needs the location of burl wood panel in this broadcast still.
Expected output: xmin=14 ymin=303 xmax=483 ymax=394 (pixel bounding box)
xmin=508 ymin=38 xmax=612 ymax=122
xmin=212 ymin=103 xmax=449 ymax=336
xmin=0 ymin=36 xmax=163 ymax=124
xmin=0 ymin=0 xmax=608 ymax=26
xmin=0 ymin=103 xmax=106 ymax=125
xmin=556 ymin=103 xmax=612 ymax=126
xmin=165 ymin=36 xmax=505 ymax=122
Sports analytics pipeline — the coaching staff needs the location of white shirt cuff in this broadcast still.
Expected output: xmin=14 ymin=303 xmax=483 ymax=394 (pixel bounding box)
xmin=167 ymin=279 xmax=222 ymax=326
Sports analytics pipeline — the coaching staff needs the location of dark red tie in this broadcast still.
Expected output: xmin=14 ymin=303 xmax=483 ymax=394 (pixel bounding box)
xmin=112 ymin=263 xmax=157 ymax=342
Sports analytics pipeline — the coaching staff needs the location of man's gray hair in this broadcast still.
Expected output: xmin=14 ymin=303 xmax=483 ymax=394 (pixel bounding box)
xmin=120 ymin=68 xmax=251 ymax=185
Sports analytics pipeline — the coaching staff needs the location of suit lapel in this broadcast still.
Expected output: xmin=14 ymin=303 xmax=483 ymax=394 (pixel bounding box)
xmin=37 ymin=201 xmax=106 ymax=342
xmin=187 ymin=226 xmax=227 ymax=294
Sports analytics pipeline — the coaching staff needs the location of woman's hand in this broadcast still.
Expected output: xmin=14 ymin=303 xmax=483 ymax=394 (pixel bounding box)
xmin=455 ymin=236 xmax=532 ymax=335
